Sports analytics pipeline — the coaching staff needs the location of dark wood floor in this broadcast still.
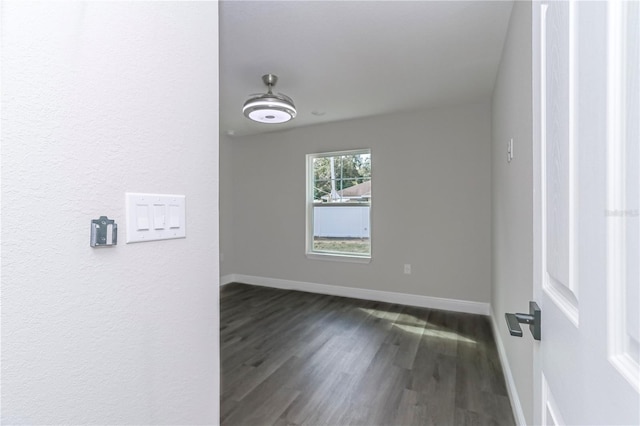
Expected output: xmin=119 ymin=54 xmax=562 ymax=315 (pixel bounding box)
xmin=221 ymin=283 xmax=515 ymax=426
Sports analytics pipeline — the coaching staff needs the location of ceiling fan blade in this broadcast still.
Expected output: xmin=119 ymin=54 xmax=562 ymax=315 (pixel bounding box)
xmin=277 ymin=93 xmax=295 ymax=104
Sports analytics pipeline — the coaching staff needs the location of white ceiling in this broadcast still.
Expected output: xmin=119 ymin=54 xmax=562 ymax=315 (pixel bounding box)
xmin=219 ymin=1 xmax=514 ymax=137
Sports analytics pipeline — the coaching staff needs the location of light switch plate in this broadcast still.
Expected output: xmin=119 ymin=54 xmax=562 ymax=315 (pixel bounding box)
xmin=126 ymin=193 xmax=186 ymax=243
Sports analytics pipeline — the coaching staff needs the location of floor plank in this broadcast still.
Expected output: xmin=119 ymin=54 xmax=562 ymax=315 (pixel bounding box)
xmin=221 ymin=283 xmax=515 ymax=426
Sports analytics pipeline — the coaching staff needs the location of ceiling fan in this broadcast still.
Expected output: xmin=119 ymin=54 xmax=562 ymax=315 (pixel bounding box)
xmin=243 ymin=74 xmax=297 ymax=124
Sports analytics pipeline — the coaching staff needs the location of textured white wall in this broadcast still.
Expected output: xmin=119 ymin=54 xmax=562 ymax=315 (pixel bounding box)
xmin=491 ymin=1 xmax=534 ymax=424
xmin=221 ymin=102 xmax=492 ymax=303
xmin=1 ymin=2 xmax=219 ymax=424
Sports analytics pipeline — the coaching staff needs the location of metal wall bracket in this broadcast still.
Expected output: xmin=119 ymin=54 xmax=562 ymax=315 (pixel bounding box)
xmin=505 ymin=301 xmax=541 ymax=340
xmin=90 ymin=216 xmax=117 ymax=247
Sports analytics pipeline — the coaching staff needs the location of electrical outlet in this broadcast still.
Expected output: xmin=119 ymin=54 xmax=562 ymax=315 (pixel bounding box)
xmin=404 ymin=264 xmax=411 ymax=274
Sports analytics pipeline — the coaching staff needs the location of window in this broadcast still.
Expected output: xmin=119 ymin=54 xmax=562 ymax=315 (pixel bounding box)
xmin=306 ymin=149 xmax=371 ymax=260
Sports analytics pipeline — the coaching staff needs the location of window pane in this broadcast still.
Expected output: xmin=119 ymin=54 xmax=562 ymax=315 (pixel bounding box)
xmin=314 ymin=153 xmax=371 ymax=204
xmin=314 ymin=179 xmax=332 ymax=202
xmin=312 ymin=205 xmax=370 ymax=255
xmin=313 ymin=157 xmax=331 ymax=181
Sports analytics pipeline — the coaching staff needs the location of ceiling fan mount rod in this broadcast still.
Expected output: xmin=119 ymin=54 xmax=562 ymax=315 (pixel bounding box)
xmin=262 ymin=74 xmax=278 ymax=92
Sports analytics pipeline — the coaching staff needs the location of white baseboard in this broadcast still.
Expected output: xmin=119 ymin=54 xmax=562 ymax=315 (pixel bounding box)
xmin=220 ymin=274 xmax=237 ymax=286
xmin=220 ymin=273 xmax=490 ymax=316
xmin=490 ymin=310 xmax=527 ymax=426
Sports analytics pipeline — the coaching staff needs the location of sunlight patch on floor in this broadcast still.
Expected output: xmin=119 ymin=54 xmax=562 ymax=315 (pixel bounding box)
xmin=358 ymin=307 xmax=396 ymax=318
xmin=393 ymin=324 xmax=476 ymax=344
xmin=357 ymin=307 xmax=476 ymax=343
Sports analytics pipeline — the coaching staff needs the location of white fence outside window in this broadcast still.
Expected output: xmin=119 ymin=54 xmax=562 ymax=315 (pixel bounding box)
xmin=313 ymin=205 xmax=370 ymax=239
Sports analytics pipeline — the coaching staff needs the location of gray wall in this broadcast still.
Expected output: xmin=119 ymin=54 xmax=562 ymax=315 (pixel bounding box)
xmin=491 ymin=1 xmax=534 ymax=424
xmin=1 ymin=2 xmax=219 ymax=423
xmin=221 ymin=133 xmax=236 ymax=275
xmin=221 ymin=102 xmax=492 ymax=303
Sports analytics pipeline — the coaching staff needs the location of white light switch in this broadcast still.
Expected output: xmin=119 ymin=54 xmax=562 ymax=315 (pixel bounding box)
xmin=126 ymin=193 xmax=186 ymax=243
xmin=169 ymin=205 xmax=180 ymax=228
xmin=507 ymin=138 xmax=514 ymax=163
xmin=136 ymin=205 xmax=150 ymax=230
xmin=153 ymin=204 xmax=165 ymax=230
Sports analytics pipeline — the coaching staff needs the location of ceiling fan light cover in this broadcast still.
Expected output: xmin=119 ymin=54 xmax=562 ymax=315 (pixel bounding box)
xmin=243 ymin=74 xmax=297 ymax=124
xmin=243 ymin=97 xmax=297 ymax=124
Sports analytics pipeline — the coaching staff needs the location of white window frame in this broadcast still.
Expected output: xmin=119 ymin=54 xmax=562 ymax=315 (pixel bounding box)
xmin=305 ymin=149 xmax=372 ymax=263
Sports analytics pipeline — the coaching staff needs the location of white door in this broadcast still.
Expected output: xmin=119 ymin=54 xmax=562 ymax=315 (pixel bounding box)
xmin=532 ymin=0 xmax=640 ymax=424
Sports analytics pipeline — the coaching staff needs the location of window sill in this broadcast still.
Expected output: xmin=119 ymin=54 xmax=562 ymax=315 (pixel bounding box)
xmin=305 ymin=252 xmax=372 ymax=264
